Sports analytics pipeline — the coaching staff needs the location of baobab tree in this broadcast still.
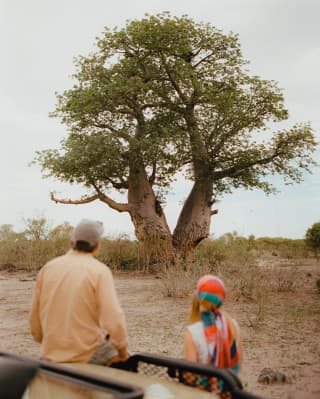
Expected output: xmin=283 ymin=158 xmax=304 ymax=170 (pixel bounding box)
xmin=35 ymin=13 xmax=317 ymax=259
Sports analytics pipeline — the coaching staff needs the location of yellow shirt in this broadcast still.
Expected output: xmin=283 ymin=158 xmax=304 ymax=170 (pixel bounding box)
xmin=29 ymin=249 xmax=128 ymax=363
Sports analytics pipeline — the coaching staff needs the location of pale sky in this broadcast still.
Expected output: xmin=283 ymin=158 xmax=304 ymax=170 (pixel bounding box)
xmin=1 ymin=0 xmax=319 ymax=239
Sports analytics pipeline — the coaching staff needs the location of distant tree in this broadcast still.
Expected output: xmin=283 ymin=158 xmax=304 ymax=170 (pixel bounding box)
xmin=35 ymin=13 xmax=317 ymax=260
xmin=47 ymin=222 xmax=74 ymax=256
xmin=47 ymin=222 xmax=73 ymax=241
xmin=0 ymin=224 xmax=17 ymax=241
xmin=23 ymin=217 xmax=51 ymax=241
xmin=305 ymin=222 xmax=320 ymax=257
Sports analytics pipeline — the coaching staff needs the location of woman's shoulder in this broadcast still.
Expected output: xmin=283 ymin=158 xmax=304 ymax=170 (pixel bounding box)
xmin=187 ymin=320 xmax=202 ymax=328
xmin=187 ymin=321 xmax=203 ymax=334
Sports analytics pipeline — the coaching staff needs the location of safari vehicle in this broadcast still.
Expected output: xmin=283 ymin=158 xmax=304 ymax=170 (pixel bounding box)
xmin=0 ymin=350 xmax=263 ymax=399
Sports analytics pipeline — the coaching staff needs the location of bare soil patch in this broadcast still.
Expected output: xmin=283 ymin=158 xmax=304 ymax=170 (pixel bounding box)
xmin=0 ymin=261 xmax=319 ymax=399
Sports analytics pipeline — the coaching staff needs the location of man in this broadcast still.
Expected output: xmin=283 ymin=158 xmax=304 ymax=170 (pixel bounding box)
xmin=29 ymin=219 xmax=128 ymax=365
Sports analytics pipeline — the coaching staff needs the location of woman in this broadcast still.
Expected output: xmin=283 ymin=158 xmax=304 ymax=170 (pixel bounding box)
xmin=184 ymin=275 xmax=243 ymax=393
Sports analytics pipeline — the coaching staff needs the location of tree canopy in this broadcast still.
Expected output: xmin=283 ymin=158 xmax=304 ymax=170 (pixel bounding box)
xmin=305 ymin=222 xmax=320 ymax=257
xmin=35 ymin=13 xmax=317 ymax=257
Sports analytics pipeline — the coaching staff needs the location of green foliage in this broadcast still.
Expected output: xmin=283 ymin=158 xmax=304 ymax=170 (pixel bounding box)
xmin=196 ymin=231 xmax=257 ymax=271
xmin=305 ymin=222 xmax=320 ymax=257
xmin=34 ymin=13 xmax=317 ymax=239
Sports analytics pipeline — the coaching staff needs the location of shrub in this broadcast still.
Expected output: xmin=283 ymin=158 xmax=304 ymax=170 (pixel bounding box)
xmin=255 ymin=237 xmax=309 ymax=258
xmin=305 ymin=222 xmax=320 ymax=257
xmin=160 ymin=256 xmax=213 ymax=298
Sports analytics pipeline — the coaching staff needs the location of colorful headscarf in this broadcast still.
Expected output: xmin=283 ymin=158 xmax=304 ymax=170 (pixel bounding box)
xmin=197 ymin=275 xmax=226 ymax=308
xmin=196 ymin=275 xmax=240 ymax=376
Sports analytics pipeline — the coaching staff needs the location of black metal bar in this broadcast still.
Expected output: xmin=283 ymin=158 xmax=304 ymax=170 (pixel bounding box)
xmin=114 ymin=352 xmax=265 ymax=399
xmin=0 ymin=350 xmax=266 ymax=399
xmin=125 ymin=352 xmax=243 ymax=390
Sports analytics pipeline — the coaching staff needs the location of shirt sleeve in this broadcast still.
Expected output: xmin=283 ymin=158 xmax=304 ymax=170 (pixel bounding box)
xmin=96 ymin=267 xmax=128 ymax=352
xmin=29 ymin=270 xmax=43 ymax=343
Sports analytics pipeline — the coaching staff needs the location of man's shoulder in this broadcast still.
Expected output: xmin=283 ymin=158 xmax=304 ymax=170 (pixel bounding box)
xmin=41 ymin=250 xmax=111 ymax=276
xmin=42 ymin=252 xmax=69 ymax=268
xmin=89 ymin=257 xmax=110 ymax=271
xmin=80 ymin=255 xmax=112 ymax=277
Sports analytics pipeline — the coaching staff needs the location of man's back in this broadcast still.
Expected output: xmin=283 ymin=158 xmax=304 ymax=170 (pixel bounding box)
xmin=29 ymin=249 xmax=127 ymax=363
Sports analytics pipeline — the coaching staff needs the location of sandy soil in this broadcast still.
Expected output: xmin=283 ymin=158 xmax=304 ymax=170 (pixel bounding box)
xmin=0 ymin=261 xmax=319 ymax=399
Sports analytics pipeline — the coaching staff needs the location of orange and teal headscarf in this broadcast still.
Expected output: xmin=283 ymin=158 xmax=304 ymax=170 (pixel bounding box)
xmin=196 ymin=275 xmax=240 ymax=376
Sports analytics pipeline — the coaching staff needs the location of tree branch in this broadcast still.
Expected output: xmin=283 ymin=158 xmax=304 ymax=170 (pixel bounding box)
xmin=92 ymin=122 xmax=118 ymax=132
xmin=50 ymin=192 xmax=99 ymax=205
xmin=159 ymin=51 xmax=188 ymax=104
xmin=91 ymin=183 xmax=130 ymax=212
xmin=50 ymin=189 xmax=130 ymax=213
xmin=192 ymin=51 xmax=213 ymax=68
xmin=213 ymin=151 xmax=283 ymax=180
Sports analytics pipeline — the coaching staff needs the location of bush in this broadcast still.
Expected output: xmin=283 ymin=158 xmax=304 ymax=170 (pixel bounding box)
xmin=255 ymin=237 xmax=309 ymax=258
xmin=305 ymin=222 xmax=320 ymax=257
xmin=160 ymin=257 xmax=213 ymax=298
xmin=98 ymin=237 xmax=142 ymax=271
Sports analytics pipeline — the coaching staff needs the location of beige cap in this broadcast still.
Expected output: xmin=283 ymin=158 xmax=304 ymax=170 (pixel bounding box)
xmin=71 ymin=219 xmax=104 ymax=246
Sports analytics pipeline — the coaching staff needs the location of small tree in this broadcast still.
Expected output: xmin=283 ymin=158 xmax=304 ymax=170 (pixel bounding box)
xmin=305 ymin=222 xmax=320 ymax=258
xmin=23 ymin=217 xmax=51 ymax=241
xmin=0 ymin=224 xmax=21 ymax=268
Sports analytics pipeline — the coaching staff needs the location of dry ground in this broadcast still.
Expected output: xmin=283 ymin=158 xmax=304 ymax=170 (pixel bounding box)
xmin=0 ymin=260 xmax=319 ymax=399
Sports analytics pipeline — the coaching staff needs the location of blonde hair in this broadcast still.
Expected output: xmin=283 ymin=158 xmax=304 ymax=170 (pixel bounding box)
xmin=189 ymin=294 xmax=218 ymax=323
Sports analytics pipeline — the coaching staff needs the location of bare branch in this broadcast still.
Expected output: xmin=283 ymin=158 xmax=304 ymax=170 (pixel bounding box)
xmin=50 ymin=192 xmax=99 ymax=205
xmin=92 ymin=122 xmax=118 ymax=132
xmin=97 ymin=193 xmax=130 ymax=212
xmin=192 ymin=51 xmax=214 ymax=68
xmin=91 ymin=183 xmax=130 ymax=212
xmin=50 ymin=189 xmax=130 ymax=213
xmin=210 ymin=209 xmax=218 ymax=216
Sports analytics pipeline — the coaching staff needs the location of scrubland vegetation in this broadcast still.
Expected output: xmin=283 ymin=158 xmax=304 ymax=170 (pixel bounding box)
xmin=0 ymin=218 xmax=312 ymax=273
xmin=1 ymin=217 xmax=318 ymax=304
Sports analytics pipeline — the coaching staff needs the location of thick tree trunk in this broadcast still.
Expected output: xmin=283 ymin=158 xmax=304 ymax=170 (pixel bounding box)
xmin=172 ymin=179 xmax=214 ymax=255
xmin=127 ymin=165 xmax=174 ymax=266
xmin=128 ymin=181 xmax=171 ymax=242
xmin=171 ymin=106 xmax=216 ymax=255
